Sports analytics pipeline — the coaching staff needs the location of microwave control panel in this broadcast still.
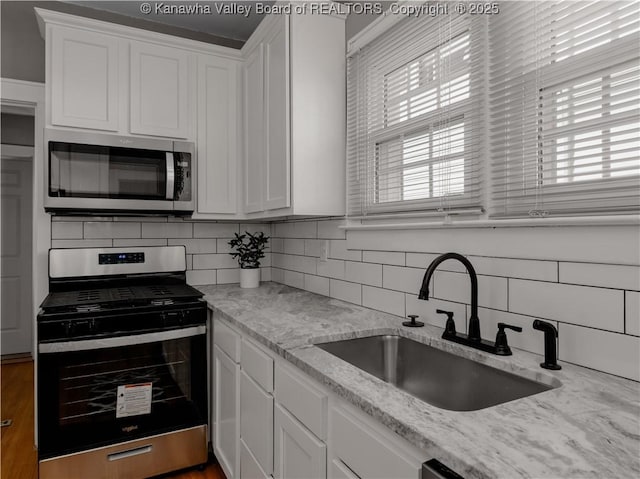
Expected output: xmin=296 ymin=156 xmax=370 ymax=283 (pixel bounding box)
xmin=99 ymin=252 xmax=145 ymax=265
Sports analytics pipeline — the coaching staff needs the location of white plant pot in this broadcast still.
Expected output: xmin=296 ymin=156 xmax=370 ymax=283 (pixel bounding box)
xmin=240 ymin=267 xmax=260 ymax=289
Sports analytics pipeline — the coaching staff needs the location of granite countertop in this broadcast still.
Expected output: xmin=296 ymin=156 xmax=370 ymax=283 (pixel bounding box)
xmin=197 ymin=282 xmax=640 ymax=479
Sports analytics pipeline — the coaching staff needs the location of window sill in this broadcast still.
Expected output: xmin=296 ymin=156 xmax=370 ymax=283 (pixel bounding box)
xmin=342 ymin=214 xmax=640 ymax=231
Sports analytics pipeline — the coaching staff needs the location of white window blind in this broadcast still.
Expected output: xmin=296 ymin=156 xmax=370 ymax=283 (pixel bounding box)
xmin=347 ymin=11 xmax=486 ymax=217
xmin=489 ymin=1 xmax=640 ymax=218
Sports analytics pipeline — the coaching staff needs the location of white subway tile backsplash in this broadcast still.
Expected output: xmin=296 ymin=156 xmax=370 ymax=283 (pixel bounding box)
xmin=113 ymin=238 xmax=167 ymax=247
xmin=304 ymin=274 xmax=330 ymax=296
xmin=329 ymin=240 xmax=362 ymax=261
xmin=186 ymin=255 xmax=193 ymax=270
xmin=284 ymin=238 xmax=305 ymax=255
xmin=85 ymin=222 xmax=141 ymax=239
xmin=52 ymin=239 xmax=112 ymax=248
xmin=470 ymin=256 xmax=557 ymax=282
xmin=193 ymin=223 xmax=239 ymax=238
xmin=284 ymin=270 xmax=305 ymax=289
xmin=51 ymin=222 xmax=83 ymax=239
xmin=317 ymin=219 xmax=346 ymax=239
xmin=362 ymin=286 xmax=405 ymax=317
xmin=626 ymin=291 xmax=640 ymax=336
xmin=240 ymin=223 xmax=271 ymax=236
xmin=478 ymin=307 xmax=552 ymax=356
xmin=271 ymin=268 xmax=285 ymax=283
xmin=405 ymin=295 xmax=467 ymax=330
xmin=363 ymin=251 xmax=405 ymax=266
xmin=345 ymin=261 xmax=382 ymax=287
xmin=509 ymin=279 xmax=624 ymax=332
xmin=261 ymin=267 xmax=272 ymax=282
xmin=272 ymin=253 xmax=315 ymax=274
xmin=559 ymin=263 xmax=640 ymax=291
xmin=316 ymin=258 xmax=346 ymax=280
xmin=193 ymin=254 xmax=237 ymax=270
xmin=186 ymin=269 xmax=216 ymax=286
xmin=433 ymin=271 xmax=508 ymax=311
xmin=270 ymin=238 xmax=285 ymax=253
xmin=216 ymin=239 xmax=234 ymax=254
xmin=330 ymin=279 xmax=361 ymax=305
xmin=405 ymin=253 xmax=465 ymax=272
xmin=142 ymin=222 xmax=192 ymax=238
xmin=168 ymin=238 xmax=216 ymax=254
xmin=304 ymin=239 xmax=323 ymax=258
xmin=382 ymin=266 xmax=425 ymax=294
xmin=217 ymin=268 xmax=240 ymax=284
xmin=559 ymin=324 xmax=640 ymax=381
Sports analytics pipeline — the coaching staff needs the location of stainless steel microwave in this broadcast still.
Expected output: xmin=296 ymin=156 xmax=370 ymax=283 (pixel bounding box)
xmin=45 ymin=129 xmax=194 ymax=215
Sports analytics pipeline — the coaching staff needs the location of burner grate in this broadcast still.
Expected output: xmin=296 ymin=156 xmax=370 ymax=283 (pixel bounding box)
xmin=77 ymin=290 xmax=101 ymax=302
xmin=148 ymin=285 xmax=172 ymax=296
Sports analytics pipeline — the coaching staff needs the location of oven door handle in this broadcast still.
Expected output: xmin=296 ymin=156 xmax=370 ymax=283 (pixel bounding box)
xmin=38 ymin=325 xmax=206 ymax=353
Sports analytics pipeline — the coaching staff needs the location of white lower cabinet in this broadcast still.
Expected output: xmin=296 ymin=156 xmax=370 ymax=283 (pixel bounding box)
xmin=241 ymin=438 xmax=270 ymax=479
xmin=274 ymin=404 xmax=327 ymax=479
xmin=212 ymin=318 xmax=425 ymax=479
xmin=213 ymin=344 xmax=240 ymax=479
xmin=240 ymin=370 xmax=274 ymax=475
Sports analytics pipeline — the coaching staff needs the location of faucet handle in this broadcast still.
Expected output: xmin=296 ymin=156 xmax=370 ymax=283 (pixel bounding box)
xmin=436 ymin=309 xmax=456 ymax=336
xmin=495 ymin=323 xmax=522 ymax=355
xmin=498 ymin=322 xmax=522 ymax=333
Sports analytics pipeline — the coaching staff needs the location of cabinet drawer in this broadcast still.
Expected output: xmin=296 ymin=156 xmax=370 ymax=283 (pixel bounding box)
xmin=275 ymin=363 xmax=327 ymax=440
xmin=242 ymin=338 xmax=274 ymax=392
xmin=215 ymin=320 xmax=241 ymax=363
xmin=240 ymin=371 xmax=274 ymax=475
xmin=240 ymin=438 xmax=270 ymax=479
xmin=331 ymin=407 xmax=419 ymax=479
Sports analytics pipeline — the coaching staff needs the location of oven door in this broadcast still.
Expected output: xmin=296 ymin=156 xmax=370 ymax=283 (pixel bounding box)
xmin=37 ymin=327 xmax=207 ymax=460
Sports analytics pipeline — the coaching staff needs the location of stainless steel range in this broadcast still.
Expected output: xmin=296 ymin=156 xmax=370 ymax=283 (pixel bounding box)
xmin=37 ymin=246 xmax=208 ymax=479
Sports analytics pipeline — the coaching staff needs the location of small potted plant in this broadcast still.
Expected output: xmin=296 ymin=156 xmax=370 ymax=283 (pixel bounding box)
xmin=228 ymin=231 xmax=269 ymax=288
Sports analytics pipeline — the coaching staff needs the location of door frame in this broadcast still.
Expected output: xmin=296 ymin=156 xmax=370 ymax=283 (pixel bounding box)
xmin=1 ymin=78 xmax=47 ymax=356
xmin=1 ymin=78 xmax=47 ymax=447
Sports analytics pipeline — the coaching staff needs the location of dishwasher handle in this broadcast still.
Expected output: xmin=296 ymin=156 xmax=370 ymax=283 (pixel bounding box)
xmin=422 ymin=459 xmax=465 ymax=479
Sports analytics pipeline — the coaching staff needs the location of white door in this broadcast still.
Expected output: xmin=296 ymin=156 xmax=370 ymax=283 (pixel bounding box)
xmin=240 ymin=370 xmax=274 ymax=475
xmin=1 ymin=157 xmax=33 ymax=356
xmin=263 ymin=16 xmax=291 ymax=211
xmin=130 ymin=41 xmax=190 ymax=139
xmin=213 ymin=344 xmax=240 ymax=479
xmin=274 ymin=403 xmax=326 ymax=479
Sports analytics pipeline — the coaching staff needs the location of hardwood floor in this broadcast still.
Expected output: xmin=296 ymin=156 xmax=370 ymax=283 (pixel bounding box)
xmin=0 ymin=360 xmax=225 ymax=479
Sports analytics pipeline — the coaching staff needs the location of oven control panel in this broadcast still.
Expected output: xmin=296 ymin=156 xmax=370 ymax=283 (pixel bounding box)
xmin=99 ymin=252 xmax=145 ymax=265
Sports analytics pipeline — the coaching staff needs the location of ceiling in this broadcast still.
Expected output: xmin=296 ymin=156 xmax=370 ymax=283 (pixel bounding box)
xmin=67 ymin=1 xmax=273 ymax=42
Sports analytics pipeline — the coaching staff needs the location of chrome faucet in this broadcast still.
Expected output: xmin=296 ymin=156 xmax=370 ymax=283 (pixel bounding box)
xmin=418 ymin=252 xmax=521 ymax=355
xmin=418 ymin=252 xmax=481 ymax=341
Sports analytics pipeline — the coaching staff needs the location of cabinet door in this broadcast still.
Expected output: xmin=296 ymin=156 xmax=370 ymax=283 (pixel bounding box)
xmin=240 ymin=370 xmax=274 ymax=475
xmin=130 ymin=41 xmax=190 ymax=138
xmin=263 ymin=16 xmax=291 ymax=211
xmin=213 ymin=345 xmax=240 ymax=479
xmin=243 ymin=45 xmax=264 ymax=213
xmin=197 ymin=54 xmax=239 ymax=214
xmin=50 ymin=26 xmax=119 ymax=131
xmin=274 ymin=404 xmax=326 ymax=479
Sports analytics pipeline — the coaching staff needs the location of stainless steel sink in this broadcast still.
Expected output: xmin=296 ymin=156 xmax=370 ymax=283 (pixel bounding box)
xmin=316 ymin=335 xmax=555 ymax=411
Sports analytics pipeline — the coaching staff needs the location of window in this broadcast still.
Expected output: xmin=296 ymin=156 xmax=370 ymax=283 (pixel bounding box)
xmin=489 ymin=1 xmax=640 ymax=217
xmin=347 ymin=13 xmax=485 ymax=216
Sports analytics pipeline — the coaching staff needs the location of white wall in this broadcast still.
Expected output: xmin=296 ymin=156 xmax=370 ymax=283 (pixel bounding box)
xmin=50 ymin=217 xmax=271 ymax=285
xmin=269 ymin=217 xmax=640 ymax=382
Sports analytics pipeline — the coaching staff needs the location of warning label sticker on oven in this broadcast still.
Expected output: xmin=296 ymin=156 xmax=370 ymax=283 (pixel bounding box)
xmin=116 ymin=383 xmax=152 ymax=418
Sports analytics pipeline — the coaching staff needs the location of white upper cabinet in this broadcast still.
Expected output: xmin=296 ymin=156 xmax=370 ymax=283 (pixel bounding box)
xmin=241 ymin=9 xmax=347 ymax=218
xmin=243 ymin=45 xmax=265 ymax=214
xmin=50 ymin=27 xmax=119 ymax=131
xmin=130 ymin=41 xmax=190 ymax=139
xmin=262 ymin=16 xmax=291 ymax=211
xmin=196 ymin=54 xmax=240 ymax=215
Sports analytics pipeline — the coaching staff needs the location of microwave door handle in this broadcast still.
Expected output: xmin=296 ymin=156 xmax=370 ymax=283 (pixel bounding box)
xmin=166 ymin=152 xmax=175 ymax=200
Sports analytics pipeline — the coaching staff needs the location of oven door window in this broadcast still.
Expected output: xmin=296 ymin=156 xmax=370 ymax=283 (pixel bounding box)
xmin=38 ymin=335 xmax=207 ymax=459
xmin=49 ymin=142 xmax=169 ymax=200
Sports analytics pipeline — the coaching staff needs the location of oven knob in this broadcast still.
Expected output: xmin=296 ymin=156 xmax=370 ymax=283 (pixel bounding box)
xmin=65 ymin=322 xmax=75 ymax=337
xmin=89 ymin=319 xmax=96 ymax=332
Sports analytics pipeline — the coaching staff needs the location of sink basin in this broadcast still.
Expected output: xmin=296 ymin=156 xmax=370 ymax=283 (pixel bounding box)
xmin=316 ymin=335 xmax=555 ymax=411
